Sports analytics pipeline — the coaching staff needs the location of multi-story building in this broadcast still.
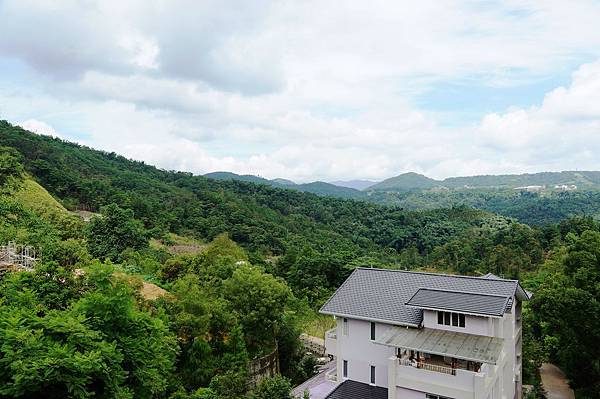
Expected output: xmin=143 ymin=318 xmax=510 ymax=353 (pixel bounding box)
xmin=319 ymin=268 xmax=529 ymax=399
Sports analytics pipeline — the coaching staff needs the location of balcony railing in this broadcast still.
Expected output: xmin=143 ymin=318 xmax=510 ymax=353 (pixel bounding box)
xmin=398 ymin=358 xmax=456 ymax=375
xmin=326 ymin=328 xmax=337 ymax=340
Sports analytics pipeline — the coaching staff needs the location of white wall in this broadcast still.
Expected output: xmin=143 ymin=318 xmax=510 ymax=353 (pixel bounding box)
xmin=395 ymin=387 xmax=426 ymax=399
xmin=336 ymin=318 xmax=396 ymax=387
xmin=333 ymin=297 xmax=523 ymax=399
xmin=422 ymin=310 xmax=492 ymax=336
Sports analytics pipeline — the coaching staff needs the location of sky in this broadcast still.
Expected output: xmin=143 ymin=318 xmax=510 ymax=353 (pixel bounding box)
xmin=2 ymin=1 xmax=600 ymax=182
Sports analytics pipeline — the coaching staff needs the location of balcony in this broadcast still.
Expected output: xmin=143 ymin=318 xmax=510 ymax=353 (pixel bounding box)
xmin=390 ymin=356 xmax=494 ymax=399
xmin=325 ymin=328 xmax=337 ymax=357
xmin=398 ymin=358 xmax=458 ymax=375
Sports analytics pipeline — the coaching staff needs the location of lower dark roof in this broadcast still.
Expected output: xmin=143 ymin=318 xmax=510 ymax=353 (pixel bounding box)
xmin=325 ymin=380 xmax=388 ymax=399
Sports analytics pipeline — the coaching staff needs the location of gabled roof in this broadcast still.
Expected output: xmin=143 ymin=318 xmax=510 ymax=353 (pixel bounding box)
xmin=320 ymin=268 xmax=529 ymax=326
xmin=405 ymin=288 xmax=511 ymax=317
xmin=325 ymin=380 xmax=387 ymax=399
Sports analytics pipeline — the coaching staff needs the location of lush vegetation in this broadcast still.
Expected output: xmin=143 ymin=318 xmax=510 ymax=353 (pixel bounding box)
xmin=367 ymin=188 xmax=600 ymax=226
xmin=0 ymin=121 xmax=599 ymax=397
xmin=207 ymin=170 xmax=600 ymax=226
xmin=369 ymin=171 xmax=600 ymax=191
xmin=204 ymin=171 xmax=364 ymax=199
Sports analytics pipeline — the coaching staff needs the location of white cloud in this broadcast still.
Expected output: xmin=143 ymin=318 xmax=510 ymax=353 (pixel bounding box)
xmin=17 ymin=119 xmax=62 ymax=138
xmin=2 ymin=1 xmax=600 ymax=182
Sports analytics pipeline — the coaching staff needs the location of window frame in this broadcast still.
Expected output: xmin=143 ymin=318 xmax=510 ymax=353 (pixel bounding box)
xmin=437 ymin=311 xmax=466 ymax=328
xmin=343 ymin=360 xmax=348 ymax=378
xmin=370 ymin=365 xmax=376 ymax=385
xmin=370 ymin=321 xmax=376 ymax=341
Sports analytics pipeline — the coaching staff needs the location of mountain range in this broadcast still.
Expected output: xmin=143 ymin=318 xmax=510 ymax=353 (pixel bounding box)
xmin=205 ymin=170 xmax=600 ymax=195
xmin=203 ymin=171 xmax=366 ymax=199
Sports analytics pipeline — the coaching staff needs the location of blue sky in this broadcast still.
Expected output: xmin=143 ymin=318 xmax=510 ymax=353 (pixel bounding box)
xmin=2 ymin=0 xmax=600 ymax=182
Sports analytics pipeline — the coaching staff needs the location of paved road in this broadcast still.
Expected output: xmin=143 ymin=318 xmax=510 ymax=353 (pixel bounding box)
xmin=292 ymin=360 xmax=338 ymax=399
xmin=540 ymin=363 xmax=575 ymax=399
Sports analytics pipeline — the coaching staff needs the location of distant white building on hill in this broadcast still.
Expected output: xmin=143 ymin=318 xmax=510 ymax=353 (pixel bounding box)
xmin=554 ymin=184 xmax=577 ymax=191
xmin=317 ymin=268 xmax=530 ymax=399
xmin=514 ymin=185 xmax=544 ymax=192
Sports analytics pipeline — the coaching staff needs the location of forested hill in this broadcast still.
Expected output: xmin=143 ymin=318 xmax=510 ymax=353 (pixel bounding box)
xmin=202 ymin=170 xmax=600 ymax=226
xmin=0 ymin=120 xmax=502 ymax=261
xmin=369 ymin=171 xmax=600 ymax=191
xmin=366 ymin=171 xmax=600 ymax=225
xmin=204 ymin=171 xmax=365 ymax=199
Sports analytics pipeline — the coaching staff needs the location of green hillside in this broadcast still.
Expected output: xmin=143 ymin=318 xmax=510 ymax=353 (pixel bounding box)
xmin=204 ymin=171 xmax=274 ymax=185
xmin=295 ymin=181 xmax=365 ymax=199
xmin=444 ymin=171 xmax=600 ymax=188
xmin=367 ymin=170 xmax=600 ymax=192
xmin=367 ymin=172 xmax=440 ymax=191
xmin=205 ymin=170 xmax=364 ymax=199
xmin=0 ymin=120 xmax=499 ymax=261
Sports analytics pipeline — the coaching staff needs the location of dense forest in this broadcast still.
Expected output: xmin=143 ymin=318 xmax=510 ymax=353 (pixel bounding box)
xmin=367 ymin=188 xmax=600 ymax=226
xmin=202 ymin=170 xmax=600 ymax=226
xmin=0 ymin=121 xmax=599 ymax=398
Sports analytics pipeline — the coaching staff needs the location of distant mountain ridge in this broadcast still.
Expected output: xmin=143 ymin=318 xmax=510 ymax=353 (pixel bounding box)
xmin=367 ymin=171 xmax=600 ymax=192
xmin=203 ymin=171 xmax=365 ymax=199
xmin=205 ymin=170 xmax=600 ymax=196
xmin=330 ymin=179 xmax=378 ymax=190
xmin=367 ymin=172 xmax=439 ymax=191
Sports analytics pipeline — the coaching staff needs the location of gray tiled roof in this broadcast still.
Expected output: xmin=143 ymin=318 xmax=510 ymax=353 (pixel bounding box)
xmin=405 ymin=288 xmax=510 ymax=317
xmin=325 ymin=380 xmax=388 ymax=399
xmin=320 ymin=268 xmax=528 ymax=326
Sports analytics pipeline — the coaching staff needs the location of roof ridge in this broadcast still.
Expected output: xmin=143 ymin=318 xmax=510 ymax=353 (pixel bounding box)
xmin=414 ymin=287 xmax=513 ymax=298
xmin=355 ymin=266 xmax=519 ymax=284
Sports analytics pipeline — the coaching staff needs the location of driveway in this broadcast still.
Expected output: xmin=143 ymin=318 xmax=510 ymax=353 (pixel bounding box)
xmin=293 ymin=360 xmax=338 ymax=399
xmin=540 ymin=363 xmax=575 ymax=399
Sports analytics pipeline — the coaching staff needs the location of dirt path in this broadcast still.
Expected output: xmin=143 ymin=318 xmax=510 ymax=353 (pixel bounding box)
xmin=540 ymin=363 xmax=575 ymax=399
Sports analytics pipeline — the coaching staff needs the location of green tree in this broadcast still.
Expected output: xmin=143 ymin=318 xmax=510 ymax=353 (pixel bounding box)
xmin=0 ymin=146 xmax=24 ymax=188
xmin=73 ymin=262 xmax=178 ymax=398
xmin=0 ymin=306 xmax=129 ymax=399
xmin=86 ymin=203 xmax=148 ymax=261
xmin=251 ymin=375 xmax=293 ymax=399
xmin=529 ymin=230 xmax=600 ymax=397
xmin=223 ymin=265 xmax=291 ymax=354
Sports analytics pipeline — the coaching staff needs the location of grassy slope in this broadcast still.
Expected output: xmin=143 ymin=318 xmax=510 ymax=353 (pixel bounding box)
xmin=13 ymin=177 xmax=70 ymax=220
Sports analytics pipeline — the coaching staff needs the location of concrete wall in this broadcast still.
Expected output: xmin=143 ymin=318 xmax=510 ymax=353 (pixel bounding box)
xmin=395 ymin=387 xmax=426 ymax=399
xmin=422 ymin=309 xmax=493 ymax=336
xmin=336 ymin=318 xmax=396 ymax=387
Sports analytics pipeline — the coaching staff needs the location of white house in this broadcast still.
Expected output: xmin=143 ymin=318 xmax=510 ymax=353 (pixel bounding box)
xmin=319 ymin=268 xmax=529 ymax=399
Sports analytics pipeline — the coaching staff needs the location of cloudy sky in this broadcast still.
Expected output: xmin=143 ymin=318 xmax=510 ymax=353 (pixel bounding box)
xmin=2 ymin=0 xmax=600 ymax=182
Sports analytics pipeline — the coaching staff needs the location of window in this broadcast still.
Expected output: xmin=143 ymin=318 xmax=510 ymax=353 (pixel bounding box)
xmin=437 ymin=311 xmax=466 ymax=328
xmin=370 ymin=322 xmax=376 ymax=341
xmin=370 ymin=365 xmax=376 ymax=385
xmin=343 ymin=360 xmax=348 ymax=378
xmin=343 ymin=318 xmax=349 ymax=336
